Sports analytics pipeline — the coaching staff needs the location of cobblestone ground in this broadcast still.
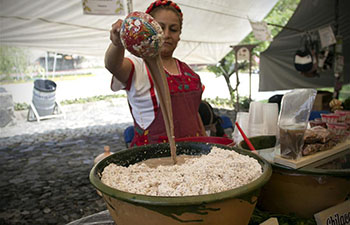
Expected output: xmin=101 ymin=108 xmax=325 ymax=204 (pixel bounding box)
xmin=0 ymin=132 xmax=125 ymax=225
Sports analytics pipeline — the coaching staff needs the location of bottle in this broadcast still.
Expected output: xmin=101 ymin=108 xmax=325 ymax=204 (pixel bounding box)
xmin=94 ymin=145 xmax=113 ymax=165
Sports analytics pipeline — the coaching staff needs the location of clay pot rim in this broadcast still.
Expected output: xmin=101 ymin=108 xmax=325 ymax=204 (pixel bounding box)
xmin=90 ymin=142 xmax=272 ymax=206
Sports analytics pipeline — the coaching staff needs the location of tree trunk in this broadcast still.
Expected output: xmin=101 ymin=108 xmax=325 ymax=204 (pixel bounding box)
xmin=223 ymin=75 xmax=235 ymax=108
xmin=235 ymin=69 xmax=240 ymax=112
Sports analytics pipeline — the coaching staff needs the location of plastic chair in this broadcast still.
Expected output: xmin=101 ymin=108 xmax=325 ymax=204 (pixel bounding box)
xmin=309 ymin=110 xmax=330 ymax=121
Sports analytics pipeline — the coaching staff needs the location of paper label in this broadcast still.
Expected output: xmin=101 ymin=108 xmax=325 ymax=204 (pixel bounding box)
xmin=82 ymin=0 xmax=128 ymax=15
xmin=250 ymin=20 xmax=273 ymax=42
xmin=318 ymin=25 xmax=336 ymax=49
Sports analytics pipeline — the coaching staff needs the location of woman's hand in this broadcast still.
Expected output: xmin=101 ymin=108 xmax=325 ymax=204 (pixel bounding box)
xmin=105 ymin=19 xmax=133 ymax=84
xmin=110 ymin=19 xmax=124 ymax=48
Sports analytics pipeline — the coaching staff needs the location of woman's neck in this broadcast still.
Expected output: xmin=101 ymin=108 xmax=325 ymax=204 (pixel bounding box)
xmin=162 ymin=57 xmax=179 ymax=75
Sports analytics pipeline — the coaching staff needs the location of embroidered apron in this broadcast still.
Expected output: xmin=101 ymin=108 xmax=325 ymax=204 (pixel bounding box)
xmin=131 ymin=61 xmax=203 ymax=146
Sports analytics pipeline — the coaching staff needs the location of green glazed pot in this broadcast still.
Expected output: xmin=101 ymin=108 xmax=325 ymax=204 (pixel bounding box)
xmin=238 ymin=135 xmax=276 ymax=162
xmin=90 ymin=142 xmax=272 ymax=225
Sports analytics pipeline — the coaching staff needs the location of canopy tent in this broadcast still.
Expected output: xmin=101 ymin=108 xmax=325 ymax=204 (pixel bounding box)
xmin=0 ymin=0 xmax=278 ymax=65
xmin=259 ymin=0 xmax=350 ymax=91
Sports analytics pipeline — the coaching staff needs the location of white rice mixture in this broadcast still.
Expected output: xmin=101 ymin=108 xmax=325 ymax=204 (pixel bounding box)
xmin=101 ymin=147 xmax=262 ymax=196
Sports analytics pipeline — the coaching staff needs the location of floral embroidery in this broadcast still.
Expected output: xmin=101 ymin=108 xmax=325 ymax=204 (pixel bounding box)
xmin=158 ymin=136 xmax=168 ymax=143
xmin=184 ymin=72 xmax=196 ymax=77
xmin=134 ymin=127 xmax=149 ymax=146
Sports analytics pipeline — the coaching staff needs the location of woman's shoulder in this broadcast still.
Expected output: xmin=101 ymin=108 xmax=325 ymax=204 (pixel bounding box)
xmin=176 ymin=59 xmax=199 ymax=77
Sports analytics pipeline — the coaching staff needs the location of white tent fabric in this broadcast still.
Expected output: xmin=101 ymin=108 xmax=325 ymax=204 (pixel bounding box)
xmin=0 ymin=0 xmax=278 ymax=64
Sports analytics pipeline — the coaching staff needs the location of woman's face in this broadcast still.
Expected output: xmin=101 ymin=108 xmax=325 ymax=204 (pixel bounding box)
xmin=152 ymin=9 xmax=181 ymax=57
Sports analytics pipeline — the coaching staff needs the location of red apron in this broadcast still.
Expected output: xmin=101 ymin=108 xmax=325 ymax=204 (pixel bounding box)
xmin=131 ymin=60 xmax=203 ymax=146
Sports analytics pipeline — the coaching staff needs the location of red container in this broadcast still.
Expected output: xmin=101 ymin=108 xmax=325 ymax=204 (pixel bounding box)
xmin=327 ymin=123 xmax=348 ymax=135
xmin=321 ymin=114 xmax=339 ymax=123
xmin=334 ymin=111 xmax=347 ymax=122
xmin=309 ymin=120 xmax=327 ymax=128
xmin=335 ymin=110 xmax=350 ymax=120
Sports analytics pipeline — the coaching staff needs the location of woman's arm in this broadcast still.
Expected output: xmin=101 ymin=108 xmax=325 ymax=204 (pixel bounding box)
xmin=105 ymin=20 xmax=133 ymax=83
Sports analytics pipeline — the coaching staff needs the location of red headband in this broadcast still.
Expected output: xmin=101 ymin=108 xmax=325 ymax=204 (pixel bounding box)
xmin=145 ymin=0 xmax=183 ymax=19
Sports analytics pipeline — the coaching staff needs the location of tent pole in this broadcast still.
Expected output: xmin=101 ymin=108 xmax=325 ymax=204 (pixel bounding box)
xmin=267 ymin=22 xmax=304 ymax=33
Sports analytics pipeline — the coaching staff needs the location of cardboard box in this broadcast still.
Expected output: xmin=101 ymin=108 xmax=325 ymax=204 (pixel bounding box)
xmin=312 ymin=91 xmax=333 ymax=111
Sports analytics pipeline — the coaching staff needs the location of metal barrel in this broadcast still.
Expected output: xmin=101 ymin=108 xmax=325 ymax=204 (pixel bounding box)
xmin=32 ymin=79 xmax=57 ymax=116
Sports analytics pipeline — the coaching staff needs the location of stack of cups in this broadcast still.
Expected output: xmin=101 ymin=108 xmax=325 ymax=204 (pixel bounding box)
xmin=233 ymin=102 xmax=279 ymax=143
xmin=248 ymin=102 xmax=265 ymax=137
xmin=262 ymin=103 xmax=279 ymax=135
xmin=232 ymin=112 xmax=249 ymax=144
xmin=247 ymin=102 xmax=278 ymax=137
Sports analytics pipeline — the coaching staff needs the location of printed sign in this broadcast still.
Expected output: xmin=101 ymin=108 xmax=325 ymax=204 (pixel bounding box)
xmin=314 ymin=200 xmax=350 ymax=225
xmin=318 ymin=25 xmax=336 ymax=49
xmin=82 ymin=0 xmax=130 ymax=15
xmin=250 ymin=20 xmax=273 ymax=42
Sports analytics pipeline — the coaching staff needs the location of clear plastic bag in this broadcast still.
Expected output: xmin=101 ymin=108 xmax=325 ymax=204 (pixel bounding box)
xmin=277 ymin=89 xmax=317 ymax=160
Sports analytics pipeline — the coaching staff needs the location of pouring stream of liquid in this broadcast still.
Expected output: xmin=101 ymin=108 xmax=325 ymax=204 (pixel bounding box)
xmin=144 ymin=56 xmax=177 ymax=164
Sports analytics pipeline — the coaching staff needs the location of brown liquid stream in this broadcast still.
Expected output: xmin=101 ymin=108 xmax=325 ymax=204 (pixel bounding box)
xmin=144 ymin=56 xmax=177 ymax=164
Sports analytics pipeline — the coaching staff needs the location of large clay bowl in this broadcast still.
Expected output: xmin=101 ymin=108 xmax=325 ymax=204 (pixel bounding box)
xmin=90 ymin=142 xmax=272 ymax=225
xmin=238 ymin=135 xmax=350 ymax=218
xmin=258 ymin=163 xmax=350 ymax=218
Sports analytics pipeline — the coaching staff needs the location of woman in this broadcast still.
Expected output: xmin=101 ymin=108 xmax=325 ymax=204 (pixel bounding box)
xmin=105 ymin=0 xmax=206 ymax=146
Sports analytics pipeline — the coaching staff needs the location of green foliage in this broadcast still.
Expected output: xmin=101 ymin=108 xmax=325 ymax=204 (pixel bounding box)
xmin=14 ymin=102 xmax=29 ymax=111
xmin=59 ymin=94 xmax=126 ymax=106
xmin=203 ymin=96 xmax=251 ymax=111
xmin=241 ymin=0 xmax=301 ymax=54
xmin=206 ymin=0 xmax=301 ymax=109
xmin=204 ymin=97 xmax=233 ymax=108
xmin=0 ymin=46 xmax=30 ymax=77
xmin=0 ymin=46 xmax=46 ymax=82
xmin=239 ymin=96 xmax=252 ymax=111
xmin=317 ymin=84 xmax=350 ymax=102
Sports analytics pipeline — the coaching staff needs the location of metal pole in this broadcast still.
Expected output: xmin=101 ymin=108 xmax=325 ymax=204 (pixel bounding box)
xmin=235 ymin=51 xmax=240 ymax=112
xmin=249 ymin=50 xmax=252 ymax=101
xmin=53 ymin=52 xmax=57 ymax=78
xmin=45 ymin=52 xmax=48 ymax=79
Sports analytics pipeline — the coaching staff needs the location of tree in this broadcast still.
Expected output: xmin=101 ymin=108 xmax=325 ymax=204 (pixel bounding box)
xmin=207 ymin=57 xmax=247 ymax=109
xmin=207 ymin=0 xmax=301 ymax=110
xmin=0 ymin=46 xmax=30 ymax=80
